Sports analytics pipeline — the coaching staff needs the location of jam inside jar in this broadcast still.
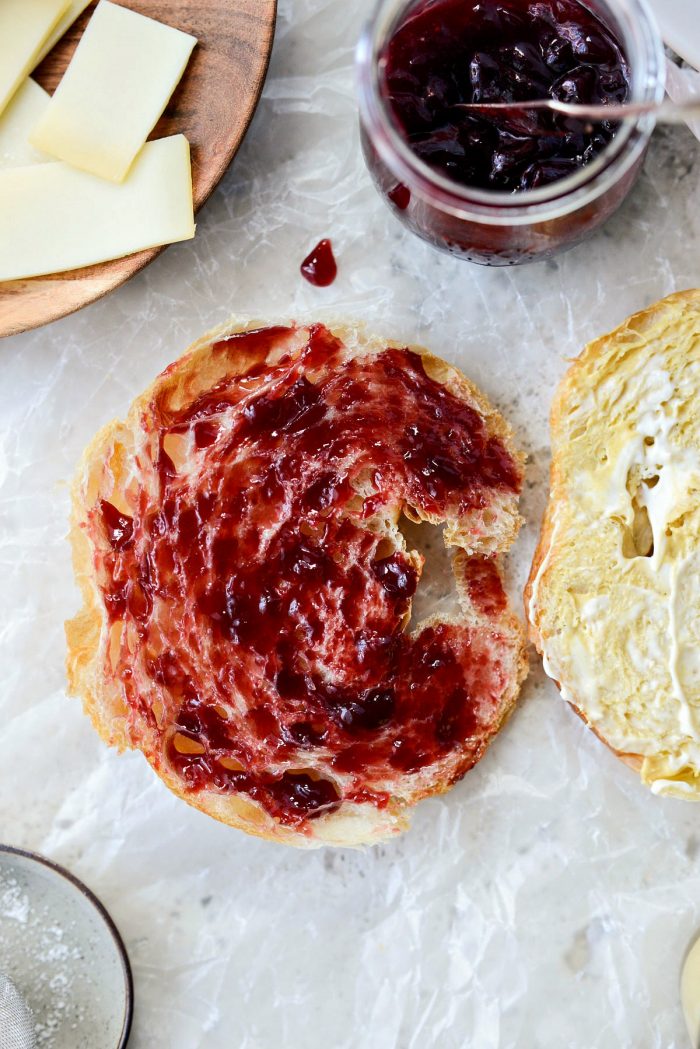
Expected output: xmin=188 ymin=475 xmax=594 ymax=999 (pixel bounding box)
xmin=357 ymin=0 xmax=664 ymax=265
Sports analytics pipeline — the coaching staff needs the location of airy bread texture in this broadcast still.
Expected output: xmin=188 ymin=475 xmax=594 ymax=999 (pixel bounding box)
xmin=527 ymin=290 xmax=700 ymax=798
xmin=67 ymin=319 xmax=527 ymax=846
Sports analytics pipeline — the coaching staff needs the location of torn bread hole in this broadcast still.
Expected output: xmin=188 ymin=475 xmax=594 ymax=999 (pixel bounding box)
xmin=619 ymin=467 xmax=657 ymax=559
xmin=403 ymin=504 xmax=422 ymax=524
xmin=374 ymin=537 xmax=397 ymax=561
xmin=399 ymin=516 xmax=460 ymax=624
xmin=102 ymin=485 xmax=133 ymax=519
xmin=219 ymin=755 xmax=244 ymax=771
xmin=172 ymin=732 xmax=206 ymax=755
xmin=108 ymin=621 xmax=123 ymax=671
xmin=162 ymin=432 xmax=189 ymax=471
xmin=620 ymin=498 xmax=654 ymax=559
xmin=667 ymin=510 xmax=692 ymax=535
xmin=152 ymin=698 xmax=165 ymax=729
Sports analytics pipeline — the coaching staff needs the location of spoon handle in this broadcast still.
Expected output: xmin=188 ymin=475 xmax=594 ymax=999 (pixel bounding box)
xmin=456 ymin=98 xmax=700 ymax=124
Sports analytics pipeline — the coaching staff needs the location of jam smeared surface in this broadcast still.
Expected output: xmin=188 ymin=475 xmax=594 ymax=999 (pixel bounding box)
xmin=93 ymin=325 xmax=522 ymax=830
xmin=382 ymin=0 xmax=631 ymax=192
xmin=300 ymin=239 xmax=338 ymax=287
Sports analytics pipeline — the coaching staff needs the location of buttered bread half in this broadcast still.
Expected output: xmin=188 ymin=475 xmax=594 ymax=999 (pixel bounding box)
xmin=527 ymin=290 xmax=700 ymax=798
xmin=67 ymin=319 xmax=527 ymax=847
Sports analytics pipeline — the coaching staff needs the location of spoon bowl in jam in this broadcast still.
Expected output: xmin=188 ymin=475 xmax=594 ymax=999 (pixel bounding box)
xmin=455 ymin=96 xmax=700 ymax=127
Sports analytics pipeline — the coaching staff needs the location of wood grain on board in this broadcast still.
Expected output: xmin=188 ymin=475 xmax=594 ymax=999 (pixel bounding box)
xmin=0 ymin=0 xmax=277 ymax=337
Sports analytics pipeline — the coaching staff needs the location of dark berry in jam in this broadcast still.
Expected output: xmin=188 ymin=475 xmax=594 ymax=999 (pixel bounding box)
xmin=381 ymin=0 xmax=631 ymax=192
xmin=101 ymin=500 xmax=134 ymax=551
xmin=300 ymin=239 xmax=338 ymax=286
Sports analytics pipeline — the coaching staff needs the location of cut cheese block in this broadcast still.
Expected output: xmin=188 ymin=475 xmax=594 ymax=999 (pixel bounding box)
xmin=0 ymin=134 xmax=195 ymax=282
xmin=31 ymin=0 xmax=197 ymax=182
xmin=34 ymin=0 xmax=93 ymax=67
xmin=0 ymin=0 xmax=71 ymax=118
xmin=0 ymin=79 xmax=51 ymax=169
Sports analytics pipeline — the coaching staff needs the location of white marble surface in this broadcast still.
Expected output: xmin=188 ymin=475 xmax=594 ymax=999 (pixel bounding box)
xmin=1 ymin=2 xmax=700 ymax=1047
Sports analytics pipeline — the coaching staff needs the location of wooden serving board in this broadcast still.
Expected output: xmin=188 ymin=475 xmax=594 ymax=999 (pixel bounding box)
xmin=0 ymin=0 xmax=277 ymax=338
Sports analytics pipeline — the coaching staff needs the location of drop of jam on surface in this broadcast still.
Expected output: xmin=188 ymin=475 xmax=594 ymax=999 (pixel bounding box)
xmin=381 ymin=0 xmax=631 ymax=193
xmin=388 ymin=183 xmax=411 ymax=210
xmin=99 ymin=324 xmax=522 ymax=829
xmin=300 ymin=239 xmax=338 ymax=287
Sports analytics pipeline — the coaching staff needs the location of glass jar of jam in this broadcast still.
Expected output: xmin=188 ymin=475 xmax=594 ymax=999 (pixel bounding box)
xmin=356 ymin=0 xmax=665 ymax=265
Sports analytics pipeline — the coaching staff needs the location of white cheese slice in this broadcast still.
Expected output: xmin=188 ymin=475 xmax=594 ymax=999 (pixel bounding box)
xmin=0 ymin=0 xmax=71 ymax=117
xmin=0 ymin=79 xmax=51 ymax=169
xmin=0 ymin=134 xmax=195 ymax=282
xmin=34 ymin=0 xmax=93 ymax=66
xmin=30 ymin=0 xmax=197 ymax=182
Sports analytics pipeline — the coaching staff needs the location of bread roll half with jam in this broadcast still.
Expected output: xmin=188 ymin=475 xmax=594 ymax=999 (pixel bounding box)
xmin=527 ymin=290 xmax=700 ymax=799
xmin=67 ymin=320 xmax=527 ymax=846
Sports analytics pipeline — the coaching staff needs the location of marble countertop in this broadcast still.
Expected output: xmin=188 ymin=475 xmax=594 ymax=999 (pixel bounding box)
xmin=1 ymin=1 xmax=700 ymax=1046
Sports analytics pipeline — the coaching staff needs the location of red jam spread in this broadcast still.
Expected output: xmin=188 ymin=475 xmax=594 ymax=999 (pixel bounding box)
xmin=300 ymin=239 xmax=338 ymax=287
xmin=382 ymin=0 xmax=631 ymax=192
xmin=94 ymin=325 xmax=522 ymax=829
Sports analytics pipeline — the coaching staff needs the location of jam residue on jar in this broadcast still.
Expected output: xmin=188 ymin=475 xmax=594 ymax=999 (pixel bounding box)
xmin=388 ymin=183 xmax=411 ymax=210
xmin=93 ymin=325 xmax=522 ymax=830
xmin=300 ymin=239 xmax=338 ymax=286
xmin=381 ymin=0 xmax=631 ymax=192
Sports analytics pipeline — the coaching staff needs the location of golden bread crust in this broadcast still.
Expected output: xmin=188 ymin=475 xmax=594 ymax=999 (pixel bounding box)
xmin=68 ymin=318 xmax=527 ymax=846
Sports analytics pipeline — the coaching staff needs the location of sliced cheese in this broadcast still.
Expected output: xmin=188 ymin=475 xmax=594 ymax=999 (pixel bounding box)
xmin=0 ymin=0 xmax=71 ymax=117
xmin=34 ymin=0 xmax=93 ymax=66
xmin=31 ymin=0 xmax=197 ymax=182
xmin=0 ymin=134 xmax=195 ymax=282
xmin=0 ymin=79 xmax=51 ymax=169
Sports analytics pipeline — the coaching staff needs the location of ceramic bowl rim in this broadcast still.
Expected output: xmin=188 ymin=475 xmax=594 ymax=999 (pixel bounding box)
xmin=0 ymin=843 xmax=134 ymax=1049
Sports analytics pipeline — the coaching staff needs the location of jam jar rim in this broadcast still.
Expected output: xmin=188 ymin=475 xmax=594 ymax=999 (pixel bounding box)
xmin=356 ymin=0 xmax=666 ymax=224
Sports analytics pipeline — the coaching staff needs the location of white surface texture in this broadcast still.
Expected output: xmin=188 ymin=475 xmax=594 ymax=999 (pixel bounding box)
xmin=667 ymin=62 xmax=700 ymax=143
xmin=1 ymin=2 xmax=700 ymax=1047
xmin=649 ymin=0 xmax=700 ymax=71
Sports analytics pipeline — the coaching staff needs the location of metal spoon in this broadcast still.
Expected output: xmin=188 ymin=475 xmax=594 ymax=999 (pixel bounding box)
xmin=454 ymin=97 xmax=700 ymax=125
xmin=681 ymin=935 xmax=700 ymax=1047
xmin=0 ymin=970 xmax=36 ymax=1049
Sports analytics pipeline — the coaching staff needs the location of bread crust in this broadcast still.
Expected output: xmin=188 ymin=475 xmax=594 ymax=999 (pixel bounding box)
xmin=67 ymin=318 xmax=527 ymax=845
xmin=526 ymin=290 xmax=700 ymax=792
